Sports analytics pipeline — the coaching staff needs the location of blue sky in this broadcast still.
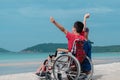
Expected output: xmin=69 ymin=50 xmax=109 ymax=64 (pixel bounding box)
xmin=0 ymin=0 xmax=120 ymax=51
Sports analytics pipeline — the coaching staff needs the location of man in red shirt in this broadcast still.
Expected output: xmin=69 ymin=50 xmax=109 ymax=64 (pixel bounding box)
xmin=50 ymin=14 xmax=91 ymax=79
xmin=50 ymin=13 xmax=90 ymax=52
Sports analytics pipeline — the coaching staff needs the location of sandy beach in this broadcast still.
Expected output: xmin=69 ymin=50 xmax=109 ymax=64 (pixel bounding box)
xmin=0 ymin=62 xmax=120 ymax=80
xmin=93 ymin=62 xmax=120 ymax=80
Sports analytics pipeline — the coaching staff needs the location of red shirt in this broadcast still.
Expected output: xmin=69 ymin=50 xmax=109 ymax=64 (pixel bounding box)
xmin=66 ymin=31 xmax=85 ymax=52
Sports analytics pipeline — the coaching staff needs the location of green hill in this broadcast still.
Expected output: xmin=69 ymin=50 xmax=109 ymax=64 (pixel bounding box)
xmin=0 ymin=48 xmax=11 ymax=52
xmin=92 ymin=45 xmax=120 ymax=53
xmin=21 ymin=43 xmax=120 ymax=53
xmin=22 ymin=43 xmax=67 ymax=53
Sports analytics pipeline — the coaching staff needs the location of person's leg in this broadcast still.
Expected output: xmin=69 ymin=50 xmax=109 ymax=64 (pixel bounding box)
xmin=81 ymin=58 xmax=91 ymax=74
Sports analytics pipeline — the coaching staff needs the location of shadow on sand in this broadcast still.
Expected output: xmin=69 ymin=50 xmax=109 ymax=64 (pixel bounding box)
xmin=92 ymin=75 xmax=103 ymax=80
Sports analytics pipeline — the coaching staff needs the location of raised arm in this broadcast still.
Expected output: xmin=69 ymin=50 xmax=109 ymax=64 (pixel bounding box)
xmin=50 ymin=17 xmax=67 ymax=34
xmin=83 ymin=13 xmax=90 ymax=31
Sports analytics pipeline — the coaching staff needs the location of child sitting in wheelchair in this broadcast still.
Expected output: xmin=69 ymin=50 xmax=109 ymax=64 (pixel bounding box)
xmin=35 ymin=51 xmax=58 ymax=77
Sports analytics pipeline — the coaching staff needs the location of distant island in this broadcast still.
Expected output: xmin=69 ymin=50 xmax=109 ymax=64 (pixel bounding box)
xmin=0 ymin=48 xmax=11 ymax=53
xmin=21 ymin=43 xmax=120 ymax=53
xmin=21 ymin=43 xmax=67 ymax=53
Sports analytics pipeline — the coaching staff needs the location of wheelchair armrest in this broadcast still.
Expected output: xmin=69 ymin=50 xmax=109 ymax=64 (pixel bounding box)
xmin=57 ymin=48 xmax=69 ymax=53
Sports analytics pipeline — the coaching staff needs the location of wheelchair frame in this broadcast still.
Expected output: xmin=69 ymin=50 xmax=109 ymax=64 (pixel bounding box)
xmin=39 ymin=39 xmax=94 ymax=80
xmin=39 ymin=52 xmax=93 ymax=80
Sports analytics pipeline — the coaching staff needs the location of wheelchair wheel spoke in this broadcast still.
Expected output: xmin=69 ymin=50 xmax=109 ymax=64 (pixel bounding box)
xmin=67 ymin=73 xmax=77 ymax=77
xmin=67 ymin=74 xmax=75 ymax=80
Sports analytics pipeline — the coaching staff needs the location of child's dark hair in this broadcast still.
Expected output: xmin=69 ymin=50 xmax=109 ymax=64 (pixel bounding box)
xmin=43 ymin=59 xmax=48 ymax=65
xmin=49 ymin=55 xmax=52 ymax=58
xmin=49 ymin=51 xmax=57 ymax=58
xmin=74 ymin=21 xmax=84 ymax=33
xmin=54 ymin=51 xmax=58 ymax=57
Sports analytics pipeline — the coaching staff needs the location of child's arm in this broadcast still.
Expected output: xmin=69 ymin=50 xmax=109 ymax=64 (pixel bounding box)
xmin=83 ymin=13 xmax=90 ymax=31
xmin=50 ymin=17 xmax=67 ymax=34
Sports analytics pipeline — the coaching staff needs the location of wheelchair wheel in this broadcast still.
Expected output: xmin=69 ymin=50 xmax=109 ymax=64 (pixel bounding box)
xmin=45 ymin=71 xmax=52 ymax=80
xmin=85 ymin=56 xmax=94 ymax=80
xmin=52 ymin=53 xmax=80 ymax=80
xmin=79 ymin=56 xmax=94 ymax=80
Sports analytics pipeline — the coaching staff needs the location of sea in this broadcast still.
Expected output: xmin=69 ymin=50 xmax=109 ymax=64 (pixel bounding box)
xmin=0 ymin=52 xmax=120 ymax=75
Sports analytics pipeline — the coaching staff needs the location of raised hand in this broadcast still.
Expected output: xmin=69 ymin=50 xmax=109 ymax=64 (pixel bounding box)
xmin=84 ymin=13 xmax=90 ymax=19
xmin=50 ymin=17 xmax=55 ymax=23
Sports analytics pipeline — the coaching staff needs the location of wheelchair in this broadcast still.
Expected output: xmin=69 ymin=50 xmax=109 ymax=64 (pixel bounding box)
xmin=39 ymin=39 xmax=94 ymax=80
xmin=52 ymin=52 xmax=93 ymax=80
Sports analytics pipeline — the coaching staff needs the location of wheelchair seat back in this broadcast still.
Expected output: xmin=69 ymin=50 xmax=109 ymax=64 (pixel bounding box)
xmin=71 ymin=39 xmax=86 ymax=63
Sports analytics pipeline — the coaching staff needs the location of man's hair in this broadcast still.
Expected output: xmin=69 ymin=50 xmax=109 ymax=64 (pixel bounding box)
xmin=74 ymin=21 xmax=84 ymax=33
